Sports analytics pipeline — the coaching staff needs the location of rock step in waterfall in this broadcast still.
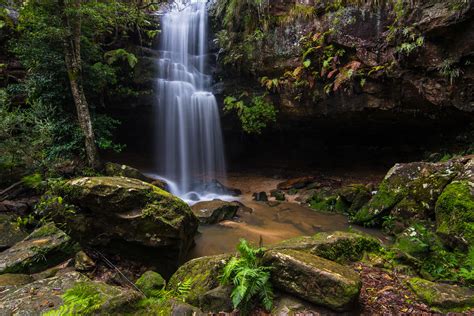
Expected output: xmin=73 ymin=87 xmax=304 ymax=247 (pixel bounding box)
xmin=153 ymin=0 xmax=228 ymax=204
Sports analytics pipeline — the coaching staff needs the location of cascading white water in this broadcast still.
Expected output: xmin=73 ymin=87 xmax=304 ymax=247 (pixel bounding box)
xmin=154 ymin=0 xmax=229 ymax=204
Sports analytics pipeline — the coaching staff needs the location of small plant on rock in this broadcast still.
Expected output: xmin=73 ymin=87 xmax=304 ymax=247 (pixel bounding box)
xmin=220 ymin=239 xmax=273 ymax=314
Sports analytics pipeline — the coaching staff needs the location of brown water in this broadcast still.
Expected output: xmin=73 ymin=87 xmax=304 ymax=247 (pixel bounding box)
xmin=188 ymin=173 xmax=384 ymax=259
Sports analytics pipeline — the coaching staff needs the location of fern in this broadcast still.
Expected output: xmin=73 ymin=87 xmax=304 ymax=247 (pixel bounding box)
xmin=220 ymin=239 xmax=273 ymax=314
xmin=176 ymin=278 xmax=192 ymax=301
xmin=43 ymin=282 xmax=104 ymax=316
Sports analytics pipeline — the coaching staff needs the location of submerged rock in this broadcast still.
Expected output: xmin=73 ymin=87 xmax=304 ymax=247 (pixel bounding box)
xmin=0 ymin=223 xmax=77 ymax=274
xmin=44 ymin=176 xmax=199 ymax=273
xmin=252 ymin=191 xmax=268 ymax=201
xmin=272 ymin=231 xmax=381 ymax=263
xmin=263 ymin=249 xmax=361 ymax=311
xmin=167 ymin=254 xmax=231 ymax=308
xmin=407 ymin=277 xmax=474 ymax=312
xmin=191 ymin=199 xmax=239 ymax=224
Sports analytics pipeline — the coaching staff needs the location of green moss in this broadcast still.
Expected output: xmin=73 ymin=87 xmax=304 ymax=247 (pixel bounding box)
xmin=353 ymin=180 xmax=404 ymax=225
xmin=167 ymin=254 xmax=231 ymax=306
xmin=407 ymin=277 xmax=474 ymax=312
xmin=273 ymin=231 xmax=381 ymax=264
xmin=435 ymin=181 xmax=474 ymax=246
xmin=135 ymin=271 xmax=166 ymax=297
xmin=308 ymin=191 xmax=349 ymax=214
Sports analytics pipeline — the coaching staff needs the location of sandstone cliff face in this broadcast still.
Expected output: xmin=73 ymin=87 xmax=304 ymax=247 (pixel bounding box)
xmin=209 ymin=0 xmax=474 ymax=126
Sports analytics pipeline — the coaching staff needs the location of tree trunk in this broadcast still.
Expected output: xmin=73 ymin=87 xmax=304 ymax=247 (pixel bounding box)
xmin=61 ymin=0 xmax=100 ymax=169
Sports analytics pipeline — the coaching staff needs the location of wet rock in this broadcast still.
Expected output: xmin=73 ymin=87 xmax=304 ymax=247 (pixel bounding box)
xmin=0 ymin=223 xmax=77 ymax=274
xmin=277 ymin=176 xmax=317 ymax=190
xmin=135 ymin=270 xmax=166 ymax=297
xmin=0 ymin=214 xmax=28 ymax=251
xmin=407 ymin=277 xmax=474 ymax=312
xmin=196 ymin=179 xmax=241 ymax=196
xmin=263 ymin=249 xmax=361 ymax=311
xmin=272 ymin=293 xmax=339 ymax=316
xmin=44 ymin=177 xmax=199 ymax=272
xmin=199 ymin=285 xmax=233 ymax=313
xmin=0 ymin=270 xmax=141 ymax=315
xmin=270 ymin=189 xmax=286 ymax=201
xmin=353 ymin=158 xmax=465 ymax=226
xmin=191 ymin=199 xmax=239 ymax=224
xmin=104 ymin=162 xmax=168 ymax=190
xmin=252 ymin=191 xmax=268 ymax=201
xmin=167 ymin=254 xmax=231 ymax=307
xmin=271 ymin=231 xmax=380 ymax=263
xmin=74 ymin=250 xmax=95 ymax=272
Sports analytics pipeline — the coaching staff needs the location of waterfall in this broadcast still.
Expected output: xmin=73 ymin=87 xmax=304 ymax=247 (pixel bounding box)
xmin=153 ymin=0 xmax=228 ymax=204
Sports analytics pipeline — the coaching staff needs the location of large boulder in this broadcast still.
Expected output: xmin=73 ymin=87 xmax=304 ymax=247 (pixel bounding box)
xmin=0 ymin=223 xmax=77 ymax=274
xmin=407 ymin=277 xmax=474 ymax=312
xmin=435 ymin=157 xmax=474 ymax=249
xmin=263 ymin=249 xmax=361 ymax=311
xmin=353 ymin=158 xmax=465 ymax=227
xmin=43 ymin=177 xmax=199 ymax=273
xmin=0 ymin=270 xmax=141 ymax=315
xmin=191 ymin=199 xmax=239 ymax=224
xmin=271 ymin=231 xmax=380 ymax=263
xmin=104 ymin=162 xmax=168 ymax=190
xmin=167 ymin=254 xmax=231 ymax=308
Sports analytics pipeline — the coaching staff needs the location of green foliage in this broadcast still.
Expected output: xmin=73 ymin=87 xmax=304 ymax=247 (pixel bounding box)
xmin=104 ymin=49 xmax=138 ymax=68
xmin=438 ymin=58 xmax=462 ymax=85
xmin=224 ymin=94 xmax=277 ymax=134
xmin=43 ymin=282 xmax=105 ymax=316
xmin=220 ymin=239 xmax=273 ymax=314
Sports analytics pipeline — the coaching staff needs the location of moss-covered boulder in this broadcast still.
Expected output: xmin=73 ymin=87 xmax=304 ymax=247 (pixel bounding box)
xmin=135 ymin=270 xmax=166 ymax=297
xmin=167 ymin=254 xmax=231 ymax=307
xmin=0 ymin=270 xmax=141 ymax=315
xmin=263 ymin=249 xmax=361 ymax=311
xmin=353 ymin=159 xmax=464 ymax=226
xmin=0 ymin=214 xmax=28 ymax=251
xmin=435 ymin=180 xmax=474 ymax=249
xmin=271 ymin=231 xmax=381 ymax=263
xmin=0 ymin=223 xmax=77 ymax=274
xmin=191 ymin=199 xmax=239 ymax=224
xmin=104 ymin=162 xmax=168 ymax=190
xmin=337 ymin=184 xmax=372 ymax=215
xmin=407 ymin=277 xmax=474 ymax=312
xmin=272 ymin=293 xmax=336 ymax=315
xmin=44 ymin=177 xmax=199 ymax=272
